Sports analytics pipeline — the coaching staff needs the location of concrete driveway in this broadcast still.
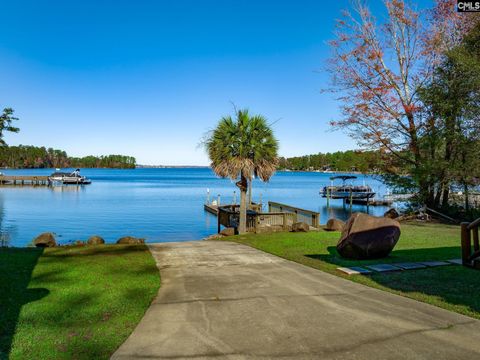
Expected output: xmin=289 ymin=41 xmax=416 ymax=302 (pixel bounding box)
xmin=112 ymin=240 xmax=480 ymax=359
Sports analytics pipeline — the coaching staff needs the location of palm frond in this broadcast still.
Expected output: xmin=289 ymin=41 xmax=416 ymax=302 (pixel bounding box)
xmin=205 ymin=108 xmax=279 ymax=182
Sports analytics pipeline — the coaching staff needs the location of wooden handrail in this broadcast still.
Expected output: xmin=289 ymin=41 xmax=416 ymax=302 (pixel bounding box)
xmin=268 ymin=201 xmax=319 ymax=216
xmin=467 ymin=217 xmax=480 ymax=230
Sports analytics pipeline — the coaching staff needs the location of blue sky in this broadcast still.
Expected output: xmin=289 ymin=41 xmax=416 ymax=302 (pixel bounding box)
xmin=0 ymin=0 xmax=433 ymax=165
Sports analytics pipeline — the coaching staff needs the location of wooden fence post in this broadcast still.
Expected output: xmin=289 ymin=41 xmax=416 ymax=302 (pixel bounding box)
xmin=217 ymin=209 xmax=222 ymax=234
xmin=461 ymin=222 xmax=471 ymax=266
xmin=473 ymin=227 xmax=479 ymax=253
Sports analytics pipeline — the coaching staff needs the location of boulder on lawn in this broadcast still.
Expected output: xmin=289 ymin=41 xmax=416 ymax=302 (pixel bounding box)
xmin=325 ymin=218 xmax=345 ymax=232
xmin=87 ymin=235 xmax=105 ymax=245
xmin=33 ymin=232 xmax=56 ymax=248
xmin=116 ymin=236 xmax=145 ymax=245
xmin=220 ymin=227 xmax=236 ymax=236
xmin=384 ymin=208 xmax=400 ymax=219
xmin=337 ymin=213 xmax=401 ymax=260
xmin=292 ymin=222 xmax=310 ymax=232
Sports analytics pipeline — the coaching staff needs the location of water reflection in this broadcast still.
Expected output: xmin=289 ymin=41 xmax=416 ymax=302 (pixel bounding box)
xmin=0 ymin=194 xmax=6 ymax=247
xmin=0 ymin=194 xmax=17 ymax=247
xmin=50 ymin=185 xmax=87 ymax=192
xmin=320 ymin=204 xmax=372 ymax=222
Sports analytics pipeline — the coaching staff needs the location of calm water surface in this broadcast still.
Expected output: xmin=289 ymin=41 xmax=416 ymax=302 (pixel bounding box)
xmin=0 ymin=168 xmax=393 ymax=247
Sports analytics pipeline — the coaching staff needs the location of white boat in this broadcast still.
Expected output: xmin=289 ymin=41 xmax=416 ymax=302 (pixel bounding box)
xmin=49 ymin=169 xmax=92 ymax=185
xmin=320 ymin=176 xmax=375 ymax=200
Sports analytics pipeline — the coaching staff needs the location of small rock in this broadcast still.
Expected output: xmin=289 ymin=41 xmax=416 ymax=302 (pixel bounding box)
xmin=384 ymin=208 xmax=400 ymax=219
xmin=203 ymin=234 xmax=223 ymax=240
xmin=33 ymin=232 xmax=56 ymax=248
xmin=292 ymin=222 xmax=310 ymax=232
xmin=87 ymin=235 xmax=105 ymax=245
xmin=325 ymin=218 xmax=345 ymax=231
xmin=74 ymin=240 xmax=85 ymax=246
xmin=219 ymin=227 xmax=236 ymax=236
xmin=116 ymin=236 xmax=145 ymax=245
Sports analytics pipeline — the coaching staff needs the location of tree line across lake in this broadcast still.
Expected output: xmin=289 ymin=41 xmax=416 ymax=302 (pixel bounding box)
xmin=278 ymin=150 xmax=382 ymax=173
xmin=0 ymin=145 xmax=136 ymax=169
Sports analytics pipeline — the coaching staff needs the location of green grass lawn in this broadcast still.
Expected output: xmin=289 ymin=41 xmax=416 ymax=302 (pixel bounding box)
xmin=0 ymin=245 xmax=160 ymax=360
xmin=221 ymin=222 xmax=480 ymax=320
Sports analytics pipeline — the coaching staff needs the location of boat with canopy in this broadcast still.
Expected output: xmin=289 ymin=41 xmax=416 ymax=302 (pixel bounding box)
xmin=320 ymin=175 xmax=375 ymax=200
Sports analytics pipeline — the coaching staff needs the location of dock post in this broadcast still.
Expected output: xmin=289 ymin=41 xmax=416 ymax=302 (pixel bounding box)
xmin=233 ymin=191 xmax=236 ymax=205
xmin=217 ymin=194 xmax=221 ymax=206
xmin=349 ymin=190 xmax=353 ymax=212
xmin=206 ymin=189 xmax=210 ymax=205
xmin=461 ymin=222 xmax=471 ymax=266
xmin=326 ymin=187 xmax=330 ymax=208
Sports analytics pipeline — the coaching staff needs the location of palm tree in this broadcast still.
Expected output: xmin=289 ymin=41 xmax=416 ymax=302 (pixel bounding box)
xmin=0 ymin=108 xmax=19 ymax=146
xmin=205 ymin=109 xmax=278 ymax=234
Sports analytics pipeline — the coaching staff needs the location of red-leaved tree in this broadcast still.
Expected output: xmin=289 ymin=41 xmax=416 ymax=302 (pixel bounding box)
xmin=327 ymin=0 xmax=479 ymax=206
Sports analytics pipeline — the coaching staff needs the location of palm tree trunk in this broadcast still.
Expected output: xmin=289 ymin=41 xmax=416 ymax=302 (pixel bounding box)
xmin=237 ymin=175 xmax=248 ymax=234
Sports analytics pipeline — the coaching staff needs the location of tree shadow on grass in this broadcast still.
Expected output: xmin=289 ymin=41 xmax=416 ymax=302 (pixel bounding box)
xmin=306 ymin=245 xmax=480 ymax=318
xmin=0 ymin=247 xmax=49 ymax=359
xmin=306 ymin=245 xmax=462 ymax=267
xmin=40 ymin=244 xmax=149 ymax=259
xmin=4 ymin=244 xmax=160 ymax=359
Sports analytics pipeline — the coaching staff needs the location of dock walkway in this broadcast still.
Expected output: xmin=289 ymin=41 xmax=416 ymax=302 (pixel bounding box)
xmin=0 ymin=175 xmax=51 ymax=186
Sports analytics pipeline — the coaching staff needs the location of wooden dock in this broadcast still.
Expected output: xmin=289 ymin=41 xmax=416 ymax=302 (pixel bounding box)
xmin=351 ymin=198 xmax=393 ymax=206
xmin=204 ymin=203 xmax=262 ymax=215
xmin=0 ymin=175 xmax=51 ymax=186
xmin=209 ymin=201 xmax=320 ymax=234
xmin=204 ymin=203 xmax=220 ymax=215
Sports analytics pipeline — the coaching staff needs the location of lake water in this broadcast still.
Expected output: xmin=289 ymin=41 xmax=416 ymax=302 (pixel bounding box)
xmin=0 ymin=168 xmax=393 ymax=247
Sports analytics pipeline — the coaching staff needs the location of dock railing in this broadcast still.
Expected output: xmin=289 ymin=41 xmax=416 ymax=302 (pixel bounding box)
xmin=216 ymin=201 xmax=320 ymax=234
xmin=254 ymin=212 xmax=296 ymax=233
xmin=217 ymin=205 xmax=262 ymax=233
xmin=217 ymin=203 xmax=315 ymax=234
xmin=461 ymin=217 xmax=480 ymax=268
xmin=268 ymin=201 xmax=320 ymax=228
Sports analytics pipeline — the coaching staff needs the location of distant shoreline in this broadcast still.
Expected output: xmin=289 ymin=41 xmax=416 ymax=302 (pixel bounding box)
xmin=278 ymin=169 xmax=378 ymax=175
xmin=1 ymin=165 xmax=377 ymax=175
xmin=136 ymin=165 xmax=210 ymax=169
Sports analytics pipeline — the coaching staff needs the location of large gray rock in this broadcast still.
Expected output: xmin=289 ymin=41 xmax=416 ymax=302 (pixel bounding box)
xmin=292 ymin=222 xmax=310 ymax=232
xmin=337 ymin=213 xmax=401 ymax=260
xmin=117 ymin=236 xmax=145 ymax=245
xmin=325 ymin=218 xmax=345 ymax=232
xmin=33 ymin=232 xmax=56 ymax=248
xmin=87 ymin=235 xmax=105 ymax=245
